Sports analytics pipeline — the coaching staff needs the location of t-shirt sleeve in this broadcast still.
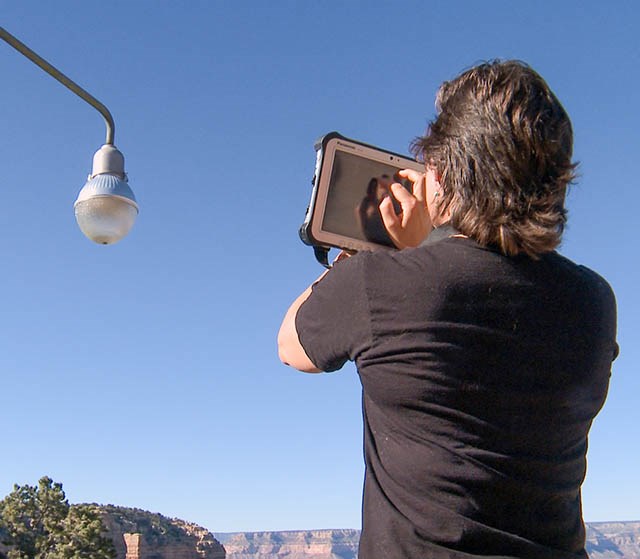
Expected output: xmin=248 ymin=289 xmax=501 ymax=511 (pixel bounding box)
xmin=295 ymin=255 xmax=371 ymax=372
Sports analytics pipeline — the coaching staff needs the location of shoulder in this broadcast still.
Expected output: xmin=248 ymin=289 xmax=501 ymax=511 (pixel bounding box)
xmin=542 ymin=252 xmax=618 ymax=349
xmin=342 ymin=239 xmax=477 ymax=306
xmin=356 ymin=236 xmax=470 ymax=271
xmin=545 ymin=252 xmax=616 ymax=301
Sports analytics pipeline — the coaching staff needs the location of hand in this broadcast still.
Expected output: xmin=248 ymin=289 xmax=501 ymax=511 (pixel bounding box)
xmin=379 ymin=169 xmax=433 ymax=249
xmin=333 ymin=250 xmax=353 ymax=264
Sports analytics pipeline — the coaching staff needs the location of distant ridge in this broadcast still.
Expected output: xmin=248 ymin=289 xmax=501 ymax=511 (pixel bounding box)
xmin=216 ymin=529 xmax=360 ymax=559
xmin=215 ymin=522 xmax=640 ymax=559
xmin=585 ymin=521 xmax=640 ymax=559
xmin=82 ymin=507 xmax=640 ymax=559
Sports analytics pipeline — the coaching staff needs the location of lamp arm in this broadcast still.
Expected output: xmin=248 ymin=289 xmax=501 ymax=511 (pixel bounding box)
xmin=0 ymin=26 xmax=115 ymax=145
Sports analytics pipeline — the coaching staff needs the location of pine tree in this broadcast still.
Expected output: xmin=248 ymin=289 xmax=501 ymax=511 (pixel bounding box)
xmin=0 ymin=477 xmax=115 ymax=559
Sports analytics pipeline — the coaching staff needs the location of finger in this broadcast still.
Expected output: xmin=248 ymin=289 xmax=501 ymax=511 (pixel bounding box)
xmin=398 ymin=168 xmax=425 ymax=182
xmin=389 ymin=182 xmax=418 ymax=211
xmin=413 ymin=174 xmax=426 ymax=203
xmin=333 ymin=250 xmax=353 ymax=264
xmin=398 ymin=169 xmax=426 ymax=203
xmin=379 ymin=196 xmax=401 ymax=235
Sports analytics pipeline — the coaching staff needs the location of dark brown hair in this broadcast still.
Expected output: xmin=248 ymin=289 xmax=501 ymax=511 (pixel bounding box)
xmin=412 ymin=60 xmax=577 ymax=257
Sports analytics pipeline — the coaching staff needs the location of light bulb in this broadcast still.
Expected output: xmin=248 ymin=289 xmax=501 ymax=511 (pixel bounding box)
xmin=74 ymin=145 xmax=138 ymax=244
xmin=75 ymin=193 xmax=138 ymax=244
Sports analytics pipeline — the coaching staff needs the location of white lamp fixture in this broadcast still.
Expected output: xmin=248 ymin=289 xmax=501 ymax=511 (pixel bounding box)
xmin=1 ymin=26 xmax=139 ymax=244
xmin=75 ymin=145 xmax=138 ymax=244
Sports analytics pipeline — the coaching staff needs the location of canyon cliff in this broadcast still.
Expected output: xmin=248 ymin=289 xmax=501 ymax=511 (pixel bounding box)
xmin=215 ymin=523 xmax=640 ymax=559
xmin=586 ymin=522 xmax=640 ymax=559
xmin=8 ymin=504 xmax=637 ymax=559
xmin=219 ymin=529 xmax=359 ymax=559
xmin=100 ymin=505 xmax=225 ymax=559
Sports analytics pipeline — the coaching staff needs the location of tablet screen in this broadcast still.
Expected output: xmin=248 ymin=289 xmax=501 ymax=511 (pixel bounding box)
xmin=321 ymin=150 xmax=412 ymax=247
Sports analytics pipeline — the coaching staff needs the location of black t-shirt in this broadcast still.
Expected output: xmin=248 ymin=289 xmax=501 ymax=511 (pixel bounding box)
xmin=295 ymin=227 xmax=618 ymax=559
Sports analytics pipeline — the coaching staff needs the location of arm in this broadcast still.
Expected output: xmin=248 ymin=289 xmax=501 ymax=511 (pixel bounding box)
xmin=277 ymin=278 xmax=325 ymax=373
xmin=278 ymin=251 xmax=353 ymax=373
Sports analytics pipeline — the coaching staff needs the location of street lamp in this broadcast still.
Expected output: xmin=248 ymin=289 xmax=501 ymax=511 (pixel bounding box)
xmin=0 ymin=26 xmax=138 ymax=244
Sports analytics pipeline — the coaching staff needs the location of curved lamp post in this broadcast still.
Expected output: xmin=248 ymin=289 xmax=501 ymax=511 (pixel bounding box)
xmin=0 ymin=27 xmax=138 ymax=244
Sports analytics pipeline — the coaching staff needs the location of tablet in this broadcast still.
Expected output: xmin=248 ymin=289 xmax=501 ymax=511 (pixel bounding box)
xmin=299 ymin=132 xmax=425 ymax=253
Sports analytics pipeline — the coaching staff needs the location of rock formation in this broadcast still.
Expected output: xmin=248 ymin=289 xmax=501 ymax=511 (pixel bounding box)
xmin=586 ymin=522 xmax=640 ymax=559
xmin=100 ymin=505 xmax=225 ymax=559
xmin=5 ymin=502 xmax=640 ymax=559
xmin=220 ymin=529 xmax=359 ymax=559
xmin=218 ymin=523 xmax=640 ymax=559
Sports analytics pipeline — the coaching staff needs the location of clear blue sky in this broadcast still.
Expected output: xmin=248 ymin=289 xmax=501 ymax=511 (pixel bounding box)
xmin=1 ymin=0 xmax=637 ymax=533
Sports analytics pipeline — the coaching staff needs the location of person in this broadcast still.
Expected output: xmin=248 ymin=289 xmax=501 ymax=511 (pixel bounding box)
xmin=277 ymin=60 xmax=618 ymax=559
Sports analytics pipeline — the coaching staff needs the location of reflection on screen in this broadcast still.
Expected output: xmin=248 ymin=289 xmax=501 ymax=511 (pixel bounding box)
xmin=322 ymin=150 xmax=411 ymax=247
